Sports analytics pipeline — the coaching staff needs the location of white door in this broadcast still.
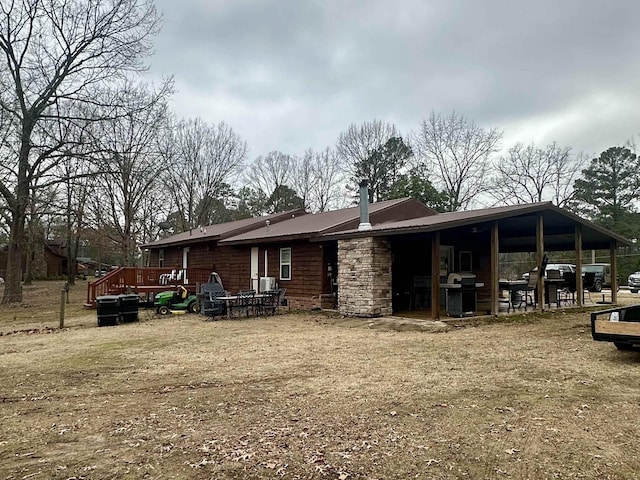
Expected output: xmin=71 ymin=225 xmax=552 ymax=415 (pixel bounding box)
xmin=250 ymin=247 xmax=259 ymax=291
xmin=182 ymin=247 xmax=189 ymax=284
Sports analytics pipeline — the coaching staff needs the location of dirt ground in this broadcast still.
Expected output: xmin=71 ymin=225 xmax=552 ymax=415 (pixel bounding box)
xmin=1 ymin=280 xmax=640 ymax=479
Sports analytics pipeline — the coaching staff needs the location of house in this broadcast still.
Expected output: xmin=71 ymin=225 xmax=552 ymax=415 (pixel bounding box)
xmin=0 ymin=238 xmax=68 ymax=279
xmin=143 ymin=197 xmax=437 ymax=309
xmin=141 ymin=190 xmax=629 ymax=318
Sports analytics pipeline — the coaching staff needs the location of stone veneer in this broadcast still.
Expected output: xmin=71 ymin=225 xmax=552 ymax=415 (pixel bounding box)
xmin=338 ymin=237 xmax=392 ymax=317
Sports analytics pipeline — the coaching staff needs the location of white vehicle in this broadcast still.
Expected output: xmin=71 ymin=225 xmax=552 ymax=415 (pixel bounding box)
xmin=628 ymin=271 xmax=640 ymax=293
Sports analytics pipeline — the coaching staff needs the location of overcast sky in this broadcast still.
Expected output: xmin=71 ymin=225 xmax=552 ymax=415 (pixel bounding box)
xmin=148 ymin=0 xmax=640 ymax=160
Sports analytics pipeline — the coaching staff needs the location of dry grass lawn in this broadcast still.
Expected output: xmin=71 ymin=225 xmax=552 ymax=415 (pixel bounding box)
xmin=1 ymin=280 xmax=640 ymax=479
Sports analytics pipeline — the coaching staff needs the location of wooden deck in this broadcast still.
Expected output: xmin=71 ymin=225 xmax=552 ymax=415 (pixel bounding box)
xmin=85 ymin=267 xmax=213 ymax=307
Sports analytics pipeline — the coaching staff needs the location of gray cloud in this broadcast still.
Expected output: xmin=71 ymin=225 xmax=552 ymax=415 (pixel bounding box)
xmin=149 ymin=0 xmax=640 ymax=158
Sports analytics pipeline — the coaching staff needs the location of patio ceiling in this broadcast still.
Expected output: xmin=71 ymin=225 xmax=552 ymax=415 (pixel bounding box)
xmin=497 ymin=209 xmax=618 ymax=252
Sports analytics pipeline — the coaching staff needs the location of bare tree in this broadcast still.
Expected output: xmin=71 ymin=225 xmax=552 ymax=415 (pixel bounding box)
xmin=336 ymin=120 xmax=399 ymax=189
xmin=58 ymin=153 xmax=95 ymax=284
xmin=290 ymin=151 xmax=314 ymax=211
xmin=489 ymin=142 xmax=587 ymax=207
xmin=89 ymin=83 xmax=171 ymax=266
xmin=160 ymin=117 xmax=247 ymax=231
xmin=247 ymin=148 xmax=347 ymax=214
xmin=0 ymin=0 xmax=160 ymax=302
xmin=414 ymin=111 xmax=502 ymax=211
xmin=304 ymin=148 xmax=346 ymax=212
xmin=244 ymin=151 xmax=295 ymax=205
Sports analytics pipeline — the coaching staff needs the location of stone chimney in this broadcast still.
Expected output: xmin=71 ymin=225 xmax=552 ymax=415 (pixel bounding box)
xmin=358 ymin=179 xmax=372 ymax=231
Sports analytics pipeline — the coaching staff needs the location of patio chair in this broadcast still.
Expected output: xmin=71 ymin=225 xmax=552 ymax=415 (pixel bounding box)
xmin=159 ymin=269 xmax=175 ymax=285
xmin=583 ymin=272 xmax=596 ymax=303
xmin=277 ymin=288 xmax=288 ymax=312
xmin=256 ymin=290 xmax=279 ymax=316
xmin=559 ymin=271 xmax=577 ymax=305
xmin=175 ymin=269 xmax=184 ymax=282
xmin=230 ymin=290 xmax=256 ymax=318
xmin=410 ymin=276 xmax=431 ymax=310
xmin=202 ymin=290 xmax=226 ymax=319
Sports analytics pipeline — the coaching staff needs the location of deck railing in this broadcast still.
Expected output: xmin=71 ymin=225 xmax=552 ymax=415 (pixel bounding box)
xmin=86 ymin=267 xmax=214 ymax=306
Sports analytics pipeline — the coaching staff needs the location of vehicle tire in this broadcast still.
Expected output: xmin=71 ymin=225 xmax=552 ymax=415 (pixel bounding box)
xmin=188 ymin=301 xmax=199 ymax=314
xmin=593 ymin=279 xmax=602 ymax=292
xmin=614 ymin=342 xmax=636 ymax=351
xmin=157 ymin=305 xmax=170 ymax=315
xmin=631 ymin=289 xmax=638 ymax=294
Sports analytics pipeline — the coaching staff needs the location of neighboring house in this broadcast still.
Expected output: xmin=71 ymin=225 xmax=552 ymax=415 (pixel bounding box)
xmin=142 ymin=194 xmax=629 ymax=318
xmin=43 ymin=239 xmax=68 ymax=277
xmin=0 ymin=238 xmax=68 ymax=279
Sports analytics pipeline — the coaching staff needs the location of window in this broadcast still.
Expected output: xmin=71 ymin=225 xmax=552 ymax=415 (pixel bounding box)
xmin=280 ymin=248 xmax=291 ymax=280
xmin=158 ymin=249 xmax=164 ymax=267
xmin=459 ymin=251 xmax=472 ymax=272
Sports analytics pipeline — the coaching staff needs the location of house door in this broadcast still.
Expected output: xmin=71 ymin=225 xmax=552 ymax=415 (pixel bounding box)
xmin=182 ymin=247 xmax=189 ymax=284
xmin=250 ymin=247 xmax=259 ymax=291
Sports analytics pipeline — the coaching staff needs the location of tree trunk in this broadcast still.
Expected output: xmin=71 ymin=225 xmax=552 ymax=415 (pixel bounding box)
xmin=3 ymin=122 xmax=32 ymax=304
xmin=23 ymin=247 xmax=33 ymax=285
xmin=66 ymin=213 xmax=76 ymax=285
xmin=67 ymin=242 xmax=76 ymax=285
xmin=3 ymin=219 xmax=25 ymax=303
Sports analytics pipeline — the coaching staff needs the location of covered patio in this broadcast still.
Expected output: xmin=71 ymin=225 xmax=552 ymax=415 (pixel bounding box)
xmin=330 ymin=202 xmax=630 ymax=319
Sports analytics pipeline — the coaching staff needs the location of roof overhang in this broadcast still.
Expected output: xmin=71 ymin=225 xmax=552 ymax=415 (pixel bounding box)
xmin=322 ymin=203 xmax=631 ymax=252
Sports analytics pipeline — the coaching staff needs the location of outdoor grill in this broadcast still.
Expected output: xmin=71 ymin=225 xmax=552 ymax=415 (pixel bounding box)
xmin=447 ymin=272 xmax=476 ymax=288
xmin=443 ymin=272 xmax=479 ymax=317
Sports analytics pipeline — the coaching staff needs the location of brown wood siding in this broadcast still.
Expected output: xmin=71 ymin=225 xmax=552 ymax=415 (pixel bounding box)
xmin=289 ymin=241 xmax=325 ymax=297
xmin=154 ymin=246 xmax=182 ymax=268
xmin=220 ymin=245 xmax=253 ymax=292
xmin=186 ymin=244 xmax=252 ymax=292
xmin=148 ymin=240 xmax=331 ymax=299
xmin=257 ymin=241 xmax=325 ymax=297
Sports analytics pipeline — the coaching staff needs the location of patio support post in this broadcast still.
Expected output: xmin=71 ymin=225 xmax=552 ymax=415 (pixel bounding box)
xmin=575 ymin=225 xmax=583 ymax=307
xmin=610 ymin=240 xmax=618 ymax=304
xmin=431 ymin=232 xmax=441 ymax=320
xmin=536 ymin=214 xmax=545 ymax=310
xmin=490 ymin=221 xmax=499 ymax=315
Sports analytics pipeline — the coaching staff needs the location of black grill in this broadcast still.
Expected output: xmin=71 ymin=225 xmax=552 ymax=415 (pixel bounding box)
xmin=445 ymin=273 xmax=478 ymax=317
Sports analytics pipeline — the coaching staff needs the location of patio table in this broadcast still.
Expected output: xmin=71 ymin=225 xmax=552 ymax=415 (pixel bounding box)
xmin=217 ymin=294 xmax=269 ymax=319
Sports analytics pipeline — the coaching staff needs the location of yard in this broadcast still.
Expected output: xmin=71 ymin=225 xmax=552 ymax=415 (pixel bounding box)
xmin=1 ymin=281 xmax=639 ymax=479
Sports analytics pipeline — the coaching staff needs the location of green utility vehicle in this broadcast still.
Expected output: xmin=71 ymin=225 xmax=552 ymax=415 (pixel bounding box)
xmin=154 ymin=285 xmax=198 ymax=315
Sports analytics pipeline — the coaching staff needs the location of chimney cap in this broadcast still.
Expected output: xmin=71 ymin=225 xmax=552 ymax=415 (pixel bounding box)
xmin=359 ymin=178 xmax=369 ymax=188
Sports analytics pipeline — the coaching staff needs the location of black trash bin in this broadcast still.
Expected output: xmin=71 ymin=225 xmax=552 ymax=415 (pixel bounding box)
xmin=119 ymin=294 xmax=140 ymax=323
xmin=96 ymin=295 xmax=120 ymax=327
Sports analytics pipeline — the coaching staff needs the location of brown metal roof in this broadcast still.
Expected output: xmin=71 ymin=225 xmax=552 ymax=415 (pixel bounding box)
xmin=220 ymin=198 xmax=435 ymax=245
xmin=141 ymin=208 xmax=307 ymax=249
xmin=144 ymin=200 xmax=629 ymax=253
xmin=321 ymin=202 xmax=631 ymax=251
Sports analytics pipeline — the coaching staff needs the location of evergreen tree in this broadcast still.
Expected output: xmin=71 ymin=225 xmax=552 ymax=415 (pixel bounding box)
xmin=387 ymin=165 xmax=449 ymax=212
xmin=266 ymin=185 xmax=305 ymax=213
xmin=573 ymin=146 xmax=640 ymax=239
xmin=352 ymin=136 xmax=412 ymax=202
